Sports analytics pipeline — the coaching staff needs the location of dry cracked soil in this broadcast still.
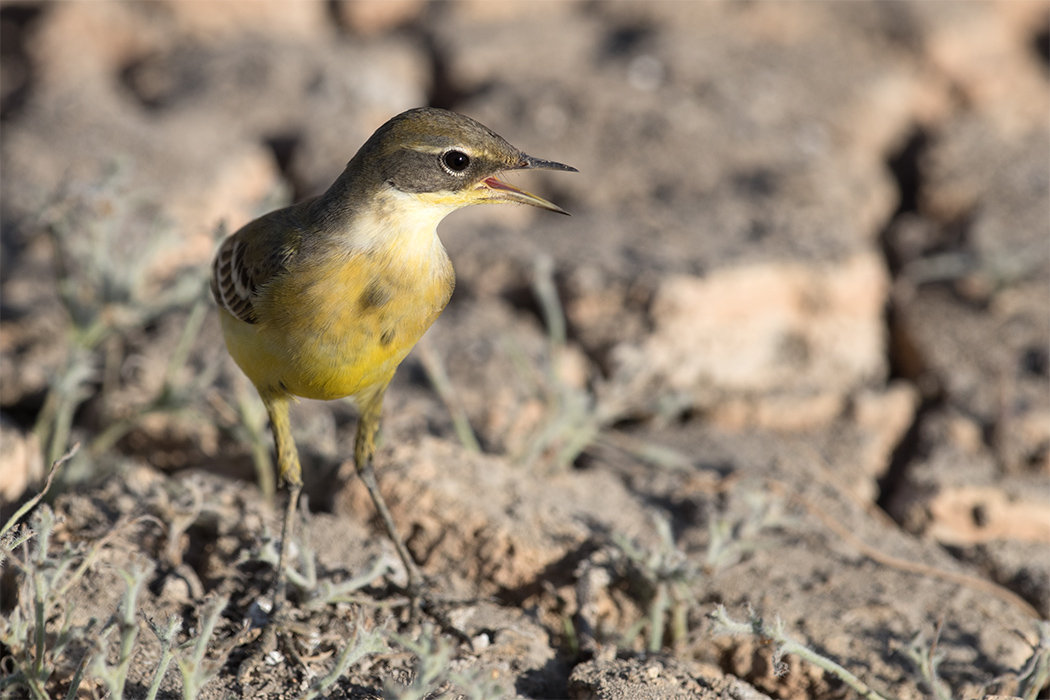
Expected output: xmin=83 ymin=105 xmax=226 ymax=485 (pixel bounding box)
xmin=1 ymin=2 xmax=1048 ymax=699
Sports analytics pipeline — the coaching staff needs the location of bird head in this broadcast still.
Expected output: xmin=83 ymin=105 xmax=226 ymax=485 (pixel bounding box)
xmin=351 ymin=107 xmax=577 ymax=215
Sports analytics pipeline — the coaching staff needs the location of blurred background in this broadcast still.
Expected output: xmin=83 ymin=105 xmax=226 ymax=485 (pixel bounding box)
xmin=1 ymin=2 xmax=1047 ymax=698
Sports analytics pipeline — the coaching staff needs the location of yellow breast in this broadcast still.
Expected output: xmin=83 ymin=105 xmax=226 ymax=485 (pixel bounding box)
xmin=220 ymin=196 xmax=456 ymax=402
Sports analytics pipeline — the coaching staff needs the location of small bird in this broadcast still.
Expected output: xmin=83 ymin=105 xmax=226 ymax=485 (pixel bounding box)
xmin=211 ymin=107 xmax=575 ymax=603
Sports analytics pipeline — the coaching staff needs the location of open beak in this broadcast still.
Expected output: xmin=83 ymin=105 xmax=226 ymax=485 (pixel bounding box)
xmin=478 ymin=153 xmax=577 ymax=215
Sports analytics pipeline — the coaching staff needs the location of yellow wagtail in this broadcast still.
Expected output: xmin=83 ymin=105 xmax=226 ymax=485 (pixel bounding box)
xmin=211 ymin=107 xmax=575 ymax=601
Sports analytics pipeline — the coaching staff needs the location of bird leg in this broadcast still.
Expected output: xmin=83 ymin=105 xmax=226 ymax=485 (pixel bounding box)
xmin=355 ymin=388 xmax=424 ymax=596
xmin=273 ymin=479 xmax=302 ymax=611
xmin=264 ymin=393 xmax=303 ymax=613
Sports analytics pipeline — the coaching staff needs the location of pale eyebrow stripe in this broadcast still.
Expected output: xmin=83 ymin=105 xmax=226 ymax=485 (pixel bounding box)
xmin=410 ymin=144 xmax=448 ymax=155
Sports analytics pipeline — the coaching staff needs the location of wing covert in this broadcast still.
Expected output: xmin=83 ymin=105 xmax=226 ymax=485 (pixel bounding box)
xmin=211 ymin=234 xmax=261 ymax=323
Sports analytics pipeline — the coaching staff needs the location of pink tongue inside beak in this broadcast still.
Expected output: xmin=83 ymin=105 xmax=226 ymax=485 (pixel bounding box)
xmin=484 ymin=176 xmax=521 ymax=193
xmin=480 ymin=173 xmax=571 ymax=215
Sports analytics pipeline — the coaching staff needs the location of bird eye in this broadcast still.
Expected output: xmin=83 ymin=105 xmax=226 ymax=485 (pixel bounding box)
xmin=442 ymin=150 xmax=471 ymax=173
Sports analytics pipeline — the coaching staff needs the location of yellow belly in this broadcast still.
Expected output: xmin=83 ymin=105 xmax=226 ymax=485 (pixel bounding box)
xmin=221 ymin=246 xmax=454 ymax=401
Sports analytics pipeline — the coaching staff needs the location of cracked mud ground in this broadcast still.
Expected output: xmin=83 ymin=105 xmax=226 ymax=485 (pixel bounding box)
xmin=1 ymin=2 xmax=1048 ymax=699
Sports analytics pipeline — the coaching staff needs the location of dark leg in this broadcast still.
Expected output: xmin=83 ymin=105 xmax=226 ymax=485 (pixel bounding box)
xmin=273 ymin=480 xmax=302 ymax=611
xmin=263 ymin=392 xmax=303 ymax=612
xmin=355 ymin=386 xmax=423 ymax=595
xmin=357 ymin=457 xmax=423 ymax=592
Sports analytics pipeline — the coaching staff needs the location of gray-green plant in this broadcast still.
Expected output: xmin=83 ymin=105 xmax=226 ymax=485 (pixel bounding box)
xmin=29 ymin=165 xmax=219 ymax=484
xmin=384 ymin=625 xmax=507 ymax=700
xmin=711 ymin=603 xmax=1050 ymax=699
xmin=508 ymin=255 xmax=609 ymax=471
xmin=172 ymin=594 xmax=229 ymax=700
xmin=0 ymin=506 xmax=96 ymax=700
xmin=709 ymin=605 xmax=894 ymax=700
xmin=904 ymin=625 xmax=951 ymax=700
xmin=297 ymin=619 xmax=387 ymax=700
xmin=243 ymin=513 xmax=396 ymax=610
xmin=0 ymin=457 xmax=232 ymax=700
xmin=90 ymin=565 xmax=151 ymax=699
xmin=612 ymin=493 xmax=783 ymax=654
xmin=614 ymin=512 xmax=701 ymax=653
xmin=1014 ymin=621 xmax=1050 ymax=700
xmin=385 ymin=626 xmax=455 ymax=700
xmin=703 ymin=490 xmax=785 ymax=573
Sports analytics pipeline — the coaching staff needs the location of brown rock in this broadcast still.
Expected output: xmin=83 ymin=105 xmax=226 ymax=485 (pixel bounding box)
xmin=0 ymin=416 xmax=44 ymax=503
xmin=334 ymin=437 xmax=658 ymax=594
xmin=568 ymin=656 xmax=771 ymax=700
xmin=927 ymin=485 xmax=1050 ymax=546
xmin=918 ymin=0 xmax=1049 ymax=135
xmin=163 ymin=0 xmax=331 ymax=41
xmin=612 ymin=252 xmax=890 ymax=413
xmin=336 ymin=0 xmax=427 ymax=35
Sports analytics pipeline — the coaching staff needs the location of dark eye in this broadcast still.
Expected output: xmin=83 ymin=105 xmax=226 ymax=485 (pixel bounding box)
xmin=443 ymin=150 xmax=471 ymax=173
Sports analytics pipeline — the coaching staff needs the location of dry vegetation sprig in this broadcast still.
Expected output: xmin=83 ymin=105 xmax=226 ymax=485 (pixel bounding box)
xmin=303 ymin=556 xmax=398 ymax=609
xmin=384 ymin=625 xmax=455 ymax=700
xmin=1014 ymin=621 xmax=1050 ymax=700
xmin=29 ymin=164 xmax=218 ymax=480
xmin=297 ymin=617 xmax=386 ymax=700
xmin=614 ymin=513 xmax=701 ymax=653
xmin=708 ymin=605 xmax=895 ymax=700
xmin=242 ymin=511 xmax=396 ymax=609
xmin=90 ymin=565 xmax=151 ymax=699
xmin=384 ymin=624 xmax=507 ymax=700
xmin=0 ymin=455 xmax=233 ymax=700
xmin=903 ymin=620 xmax=951 ymax=700
xmin=513 ymin=255 xmax=705 ymax=475
xmin=142 ymin=613 xmax=181 ymax=700
xmin=87 ymin=293 xmax=216 ymax=460
xmin=708 ymin=604 xmax=1049 ymax=700
xmin=606 ymin=493 xmax=783 ymax=654
xmin=232 ymin=375 xmax=278 ymax=500
xmin=417 ymin=338 xmax=482 ymax=454
xmin=703 ymin=490 xmax=786 ymax=573
xmin=411 ymin=252 xmax=617 ymax=472
xmin=172 ymin=593 xmax=229 ymax=700
xmin=491 ymin=254 xmax=631 ymax=473
xmin=0 ymin=443 xmax=78 ymax=541
xmin=709 ymin=605 xmax=1046 ymax=699
xmin=1 ymin=506 xmax=98 ymax=700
